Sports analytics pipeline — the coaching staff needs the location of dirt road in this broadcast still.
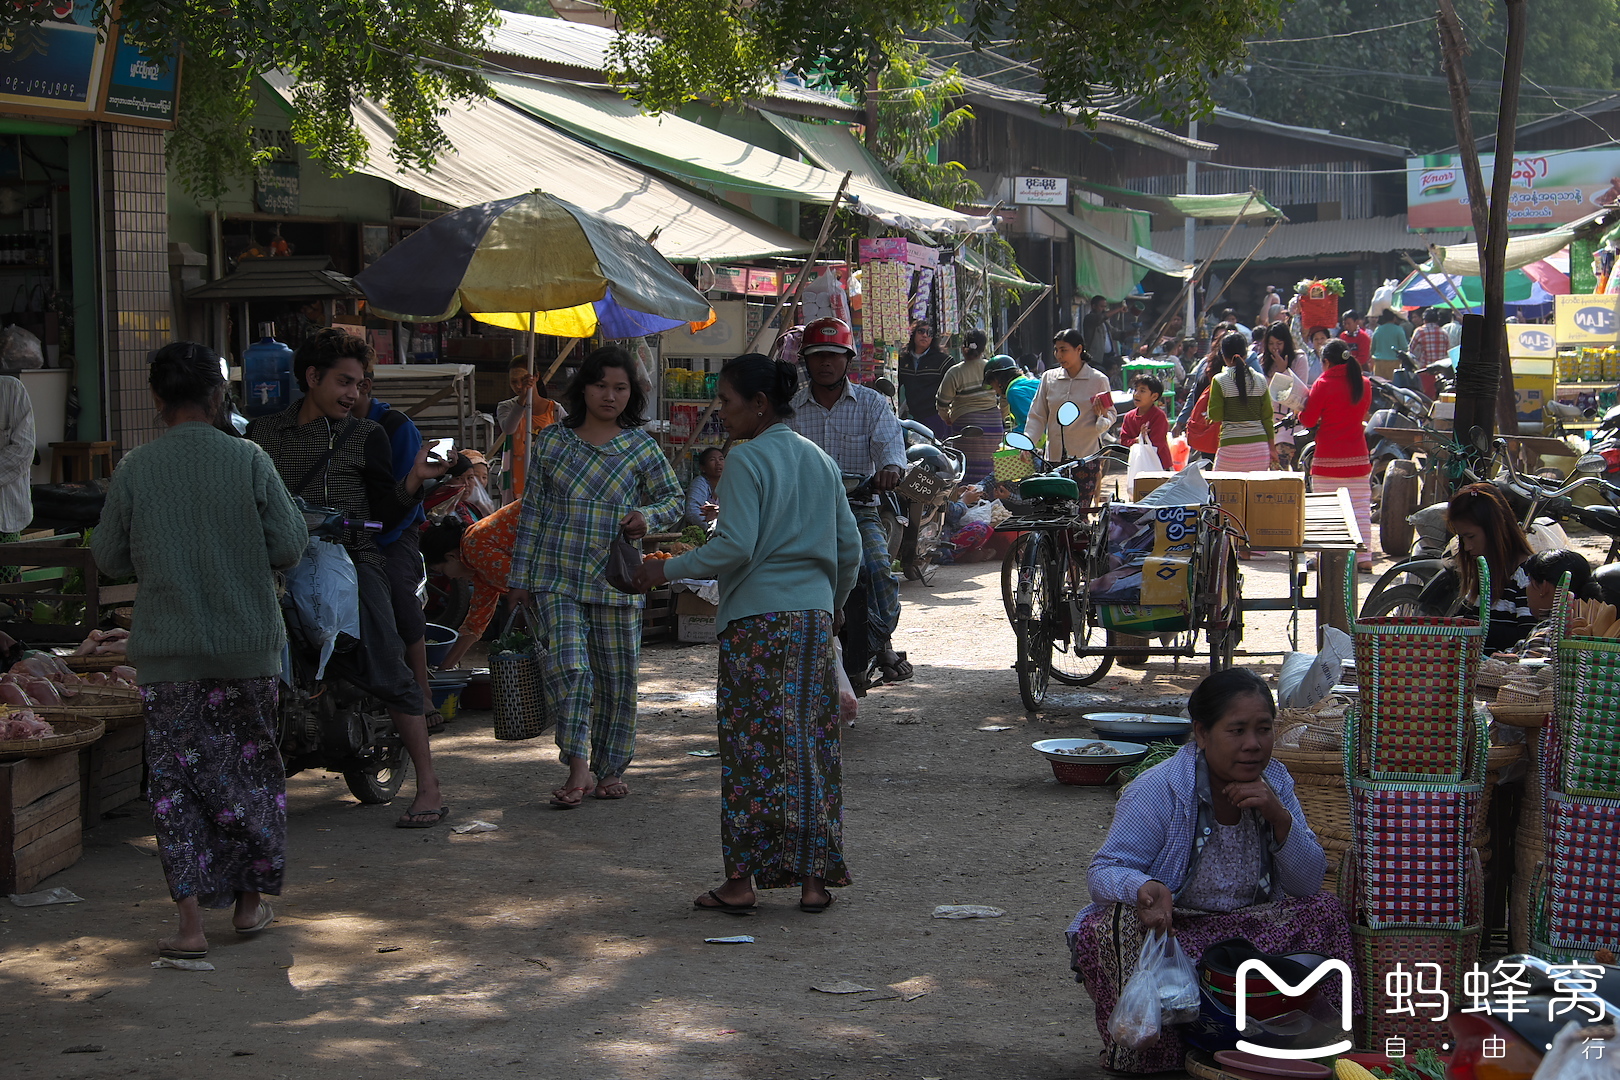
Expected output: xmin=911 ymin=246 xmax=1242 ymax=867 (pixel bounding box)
xmin=2 ymin=556 xmax=1318 ymax=1080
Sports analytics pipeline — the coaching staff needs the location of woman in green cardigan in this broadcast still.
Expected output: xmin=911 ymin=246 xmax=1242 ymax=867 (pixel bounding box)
xmin=636 ymin=353 xmax=861 ymax=915
xmin=92 ymin=342 xmax=308 ymax=960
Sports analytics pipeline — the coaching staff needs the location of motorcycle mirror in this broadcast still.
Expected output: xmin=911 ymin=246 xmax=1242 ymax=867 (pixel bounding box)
xmin=958 ymin=425 xmax=984 ymax=438
xmin=1576 ymin=453 xmax=1607 ymax=475
xmin=1056 ymin=400 xmax=1082 ymax=428
xmin=1004 ymin=431 xmax=1036 ymax=453
xmin=871 ymin=378 xmax=896 ymax=398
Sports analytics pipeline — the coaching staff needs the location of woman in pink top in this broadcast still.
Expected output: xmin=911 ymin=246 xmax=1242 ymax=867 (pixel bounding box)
xmin=1298 ymin=340 xmax=1374 ymax=570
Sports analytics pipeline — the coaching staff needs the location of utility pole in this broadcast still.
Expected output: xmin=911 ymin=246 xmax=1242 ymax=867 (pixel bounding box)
xmin=1435 ymin=0 xmax=1528 ymax=450
xmin=1184 ymin=120 xmax=1198 ymax=337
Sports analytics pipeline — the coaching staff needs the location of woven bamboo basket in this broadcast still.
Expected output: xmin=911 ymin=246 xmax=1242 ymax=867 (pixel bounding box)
xmin=56 ymin=686 xmax=142 ymax=729
xmin=1510 ymin=870 xmax=1537 ymax=954
xmin=61 ymin=653 xmax=128 ymax=674
xmin=1273 ymin=745 xmax=1343 ymax=776
xmin=0 ymin=711 xmax=105 ymax=760
xmin=1352 ymin=924 xmax=1482 ymax=1052
xmin=1293 ymin=771 xmax=1352 ymax=840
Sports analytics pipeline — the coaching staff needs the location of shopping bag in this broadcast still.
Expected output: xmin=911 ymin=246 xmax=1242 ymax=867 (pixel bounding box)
xmin=1184 ymin=385 xmax=1219 ymax=454
xmin=1125 ymin=440 xmax=1160 ymax=491
xmin=993 ymin=448 xmax=1034 ymax=482
xmin=283 ymin=538 xmax=361 ymax=679
xmin=490 ymin=604 xmax=548 ymax=740
xmin=832 ymin=640 xmax=858 ymax=725
xmin=1108 ymin=933 xmax=1166 ymax=1049
xmin=603 ymin=533 xmax=645 ymax=593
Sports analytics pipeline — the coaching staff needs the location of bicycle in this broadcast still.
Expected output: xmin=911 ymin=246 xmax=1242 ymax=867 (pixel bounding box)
xmin=995 ymin=430 xmax=1243 ymax=710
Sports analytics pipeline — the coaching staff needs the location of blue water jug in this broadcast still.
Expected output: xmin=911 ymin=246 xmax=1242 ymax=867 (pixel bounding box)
xmin=243 ymin=324 xmax=294 ymax=417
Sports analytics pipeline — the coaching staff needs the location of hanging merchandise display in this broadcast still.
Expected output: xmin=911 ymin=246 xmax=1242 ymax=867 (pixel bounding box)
xmin=800 ymin=267 xmax=851 ymax=325
xmin=862 ymin=260 xmax=908 ymax=345
xmin=938 ymin=259 xmax=960 ymax=338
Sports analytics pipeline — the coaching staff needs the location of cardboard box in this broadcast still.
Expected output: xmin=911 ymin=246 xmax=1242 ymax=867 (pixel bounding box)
xmin=1131 ymin=471 xmax=1175 ymax=501
xmin=1243 ymin=471 xmax=1306 ymax=548
xmin=674 ymin=590 xmax=717 ymax=618
xmin=677 ymin=614 xmax=718 ymax=643
xmin=1202 ymin=472 xmax=1250 ymax=534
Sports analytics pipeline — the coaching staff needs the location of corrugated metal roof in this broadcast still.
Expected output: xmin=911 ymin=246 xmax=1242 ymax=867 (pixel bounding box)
xmin=1149 ymin=215 xmax=1423 ymax=263
xmin=948 ymin=71 xmax=1216 ymax=160
xmin=484 ymin=10 xmax=856 ymax=115
xmin=1208 ymin=108 xmax=1411 ymax=160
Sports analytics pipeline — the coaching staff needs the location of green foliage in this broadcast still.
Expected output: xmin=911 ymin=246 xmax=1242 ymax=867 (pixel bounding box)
xmin=874 ymin=50 xmax=981 ymax=212
xmin=13 ymin=2 xmax=502 ymax=200
xmin=1214 ymin=0 xmax=1620 ymax=151
xmin=608 ymin=0 xmax=959 ymax=112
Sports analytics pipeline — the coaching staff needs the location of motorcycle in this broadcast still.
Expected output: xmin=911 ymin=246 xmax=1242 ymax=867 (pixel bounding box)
xmin=894 ymin=419 xmax=971 ymax=585
xmin=278 ymin=501 xmax=408 ymax=804
xmin=837 ymin=474 xmax=886 ymax=697
xmin=1445 ymin=953 xmax=1618 ymax=1079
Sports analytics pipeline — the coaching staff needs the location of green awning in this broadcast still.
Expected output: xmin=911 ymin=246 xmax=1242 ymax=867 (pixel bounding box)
xmin=959 ymin=247 xmax=1046 ymax=291
xmin=1071 ymin=178 xmax=1284 ymax=222
xmin=757 ymin=110 xmax=897 ymax=193
xmin=1042 ymin=206 xmax=1192 ymax=278
xmin=1428 ymin=209 xmax=1609 ymax=274
xmin=487 ymin=74 xmax=994 ymax=234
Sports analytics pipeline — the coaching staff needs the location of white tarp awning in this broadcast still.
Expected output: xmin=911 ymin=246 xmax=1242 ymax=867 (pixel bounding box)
xmin=262 ymin=73 xmax=809 ymax=263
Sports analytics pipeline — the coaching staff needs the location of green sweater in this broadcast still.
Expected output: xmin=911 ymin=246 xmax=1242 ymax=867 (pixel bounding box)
xmin=91 ymin=423 xmax=309 ymax=685
xmin=662 ymin=424 xmax=860 ymax=629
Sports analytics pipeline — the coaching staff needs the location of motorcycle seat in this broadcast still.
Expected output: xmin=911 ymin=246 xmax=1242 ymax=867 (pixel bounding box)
xmin=1020 ymin=476 xmax=1079 ymax=501
xmin=1575 ymin=503 xmax=1620 ymax=534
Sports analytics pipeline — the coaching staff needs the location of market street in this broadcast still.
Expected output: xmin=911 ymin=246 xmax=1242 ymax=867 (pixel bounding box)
xmin=0 ymin=554 xmax=1335 ymax=1080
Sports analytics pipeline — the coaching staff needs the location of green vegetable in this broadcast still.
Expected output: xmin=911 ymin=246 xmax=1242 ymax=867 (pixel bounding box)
xmin=1120 ymin=739 xmax=1183 ymax=782
xmin=1370 ymin=1049 xmax=1445 ymax=1080
xmin=679 ymin=525 xmax=709 ymax=547
xmin=489 ymin=628 xmax=532 ymax=655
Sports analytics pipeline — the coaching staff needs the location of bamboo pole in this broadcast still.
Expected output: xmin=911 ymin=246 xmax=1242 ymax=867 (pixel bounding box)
xmin=1141 ymin=191 xmax=1260 ymax=349
xmin=1200 ymin=218 xmax=1282 ymax=314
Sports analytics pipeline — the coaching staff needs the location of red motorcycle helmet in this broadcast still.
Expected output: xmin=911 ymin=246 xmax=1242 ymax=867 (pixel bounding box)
xmin=801 ymin=316 xmax=856 ymax=356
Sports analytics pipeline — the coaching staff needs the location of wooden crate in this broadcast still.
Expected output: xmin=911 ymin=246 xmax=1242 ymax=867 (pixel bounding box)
xmin=79 ymin=722 xmax=144 ymax=824
xmin=642 ymin=586 xmax=673 ymax=643
xmin=0 ymin=752 xmax=83 ymax=893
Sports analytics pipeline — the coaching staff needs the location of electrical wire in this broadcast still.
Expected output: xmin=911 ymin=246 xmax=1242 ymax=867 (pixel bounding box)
xmin=1248 ymin=18 xmax=1435 ymax=44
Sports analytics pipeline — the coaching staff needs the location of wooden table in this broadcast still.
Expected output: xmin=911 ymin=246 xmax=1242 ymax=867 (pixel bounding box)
xmin=1238 ymin=489 xmax=1365 ymax=654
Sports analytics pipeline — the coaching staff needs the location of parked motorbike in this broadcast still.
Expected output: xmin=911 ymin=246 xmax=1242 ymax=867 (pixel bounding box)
xmin=837 ymin=474 xmax=885 ymax=697
xmin=895 ymin=419 xmax=971 ymax=584
xmin=1445 ymin=954 xmax=1618 ymax=1079
xmin=279 ymin=500 xmax=407 ymax=803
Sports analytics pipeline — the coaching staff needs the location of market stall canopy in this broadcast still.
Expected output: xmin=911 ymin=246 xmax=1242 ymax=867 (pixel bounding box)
xmin=353 ymin=190 xmax=714 ymax=335
xmin=1149 ymin=216 xmax=1421 ymax=263
xmin=1071 ymin=179 xmax=1284 ymax=222
xmin=1395 ymin=267 xmax=1555 ymax=316
xmin=486 ymin=74 xmax=996 ymax=235
xmin=185 ymin=256 xmax=363 ymax=301
xmin=1042 ymin=206 xmax=1192 ymax=278
xmin=1426 ymin=209 xmax=1611 ymax=275
xmin=757 ymin=109 xmax=897 ymax=192
xmin=261 ymin=73 xmax=807 ymax=264
xmin=958 ymin=247 xmax=1046 ymax=291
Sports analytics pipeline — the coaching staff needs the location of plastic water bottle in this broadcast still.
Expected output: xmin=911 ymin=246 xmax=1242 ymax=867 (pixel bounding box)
xmin=243 ymin=324 xmax=294 ymax=417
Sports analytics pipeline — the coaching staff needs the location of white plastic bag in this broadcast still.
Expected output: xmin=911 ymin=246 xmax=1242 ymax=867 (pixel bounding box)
xmin=283 ymin=538 xmax=361 ymax=679
xmin=1108 ymin=933 xmax=1166 ymax=1049
xmin=1159 ymin=935 xmax=1201 ymax=1025
xmin=1138 ymin=460 xmax=1211 ymax=507
xmin=1124 ymin=440 xmax=1160 ymax=491
xmin=831 ymin=640 xmax=858 ymax=726
xmin=1268 ymin=371 xmax=1308 ymax=414
xmin=1278 ymin=626 xmax=1353 ymax=710
xmin=959 ymin=500 xmax=994 ymax=526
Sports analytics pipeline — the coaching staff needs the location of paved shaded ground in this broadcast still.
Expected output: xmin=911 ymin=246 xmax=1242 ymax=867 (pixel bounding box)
xmin=0 ymin=553 xmax=1354 ymax=1079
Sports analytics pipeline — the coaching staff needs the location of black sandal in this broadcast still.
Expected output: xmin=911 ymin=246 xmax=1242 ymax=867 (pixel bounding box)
xmin=425 ymin=709 xmax=446 ymax=734
xmin=693 ymin=890 xmax=756 ymax=915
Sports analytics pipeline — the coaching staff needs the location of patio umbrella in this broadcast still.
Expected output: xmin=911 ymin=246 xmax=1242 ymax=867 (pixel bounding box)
xmin=1394 ymin=267 xmax=1553 ymax=315
xmin=353 ymin=190 xmax=714 ymax=337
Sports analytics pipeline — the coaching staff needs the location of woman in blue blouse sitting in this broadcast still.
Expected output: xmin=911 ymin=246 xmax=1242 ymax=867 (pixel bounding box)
xmin=1067 ymin=669 xmax=1355 ymax=1073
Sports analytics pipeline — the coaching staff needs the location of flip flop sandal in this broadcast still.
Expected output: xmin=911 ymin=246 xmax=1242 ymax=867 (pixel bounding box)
xmin=799 ymin=893 xmax=837 ymax=914
xmin=425 ymin=710 xmax=446 ymax=734
xmin=591 ymin=780 xmax=630 ymax=800
xmin=158 ymin=945 xmax=209 ymax=960
xmin=549 ymin=786 xmax=589 ymax=809
xmin=235 ymin=901 xmax=275 ymax=935
xmin=693 ymin=890 xmax=756 ymax=915
xmin=395 ymin=806 xmax=450 ymax=828
xmin=880 ymin=654 xmax=914 ymax=682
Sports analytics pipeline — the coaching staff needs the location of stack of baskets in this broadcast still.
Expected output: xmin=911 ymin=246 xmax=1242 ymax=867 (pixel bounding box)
xmin=1529 ymin=586 xmax=1620 ymax=962
xmin=1343 ymin=563 xmax=1488 ymax=1052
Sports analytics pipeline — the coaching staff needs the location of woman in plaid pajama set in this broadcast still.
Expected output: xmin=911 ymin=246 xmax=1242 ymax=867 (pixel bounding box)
xmin=508 ymin=347 xmax=683 ymax=809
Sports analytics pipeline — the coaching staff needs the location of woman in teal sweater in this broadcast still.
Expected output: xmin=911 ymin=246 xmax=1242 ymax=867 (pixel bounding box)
xmin=636 ymin=354 xmax=861 ymax=914
xmin=92 ymin=342 xmax=307 ymax=960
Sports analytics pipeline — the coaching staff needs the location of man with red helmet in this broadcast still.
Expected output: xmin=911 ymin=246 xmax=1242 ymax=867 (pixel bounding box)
xmin=787 ymin=317 xmax=912 ymax=682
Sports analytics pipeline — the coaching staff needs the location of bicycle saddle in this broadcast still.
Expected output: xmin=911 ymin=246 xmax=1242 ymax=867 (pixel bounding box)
xmin=1020 ymin=476 xmax=1079 ymax=501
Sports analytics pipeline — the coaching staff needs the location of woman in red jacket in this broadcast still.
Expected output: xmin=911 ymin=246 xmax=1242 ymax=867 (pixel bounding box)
xmin=1298 ymin=340 xmax=1373 ymax=572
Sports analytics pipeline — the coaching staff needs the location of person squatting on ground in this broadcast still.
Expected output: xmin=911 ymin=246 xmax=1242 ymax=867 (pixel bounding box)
xmin=93 ymin=341 xmax=308 ymax=958
xmin=247 ymin=328 xmax=451 ymax=829
xmin=506 ymin=345 xmax=683 ymax=809
xmin=787 ymin=317 xmax=912 ymax=683
xmin=636 ymin=353 xmax=860 ymax=915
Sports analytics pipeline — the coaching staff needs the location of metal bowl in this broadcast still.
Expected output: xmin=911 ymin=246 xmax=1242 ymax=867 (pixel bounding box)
xmin=1082 ymin=711 xmax=1193 ymax=744
xmin=1031 ymin=738 xmax=1149 ymax=785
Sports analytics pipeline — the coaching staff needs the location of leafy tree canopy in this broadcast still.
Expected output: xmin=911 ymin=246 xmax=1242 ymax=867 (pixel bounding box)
xmin=8 ymin=2 xmax=503 ymax=200
xmin=607 ymin=0 xmax=1288 ymax=127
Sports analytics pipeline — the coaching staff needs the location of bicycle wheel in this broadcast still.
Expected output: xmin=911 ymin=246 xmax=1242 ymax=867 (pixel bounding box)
xmin=1000 ymin=532 xmax=1031 ymax=624
xmin=1360 ymin=583 xmax=1427 ymax=620
xmin=1013 ymin=533 xmax=1053 ymax=710
xmin=1208 ymin=543 xmax=1243 ymax=675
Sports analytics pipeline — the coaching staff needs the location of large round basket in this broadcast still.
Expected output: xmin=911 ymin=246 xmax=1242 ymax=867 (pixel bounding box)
xmin=61 ymin=654 xmax=128 ymax=674
xmin=59 ymin=686 xmax=143 ymax=729
xmin=1487 ymin=702 xmax=1550 ymax=728
xmin=0 ymin=712 xmax=105 ymax=760
xmin=1272 ymin=745 xmax=1343 ymax=776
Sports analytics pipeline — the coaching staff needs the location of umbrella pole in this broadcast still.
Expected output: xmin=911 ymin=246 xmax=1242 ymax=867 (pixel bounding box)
xmin=1402 ymin=254 xmax=1468 ymax=311
xmin=514 ymin=313 xmax=536 ymax=499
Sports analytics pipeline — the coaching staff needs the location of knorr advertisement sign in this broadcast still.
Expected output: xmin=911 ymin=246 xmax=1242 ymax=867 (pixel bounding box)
xmin=1408 ymin=150 xmax=1620 ymax=231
